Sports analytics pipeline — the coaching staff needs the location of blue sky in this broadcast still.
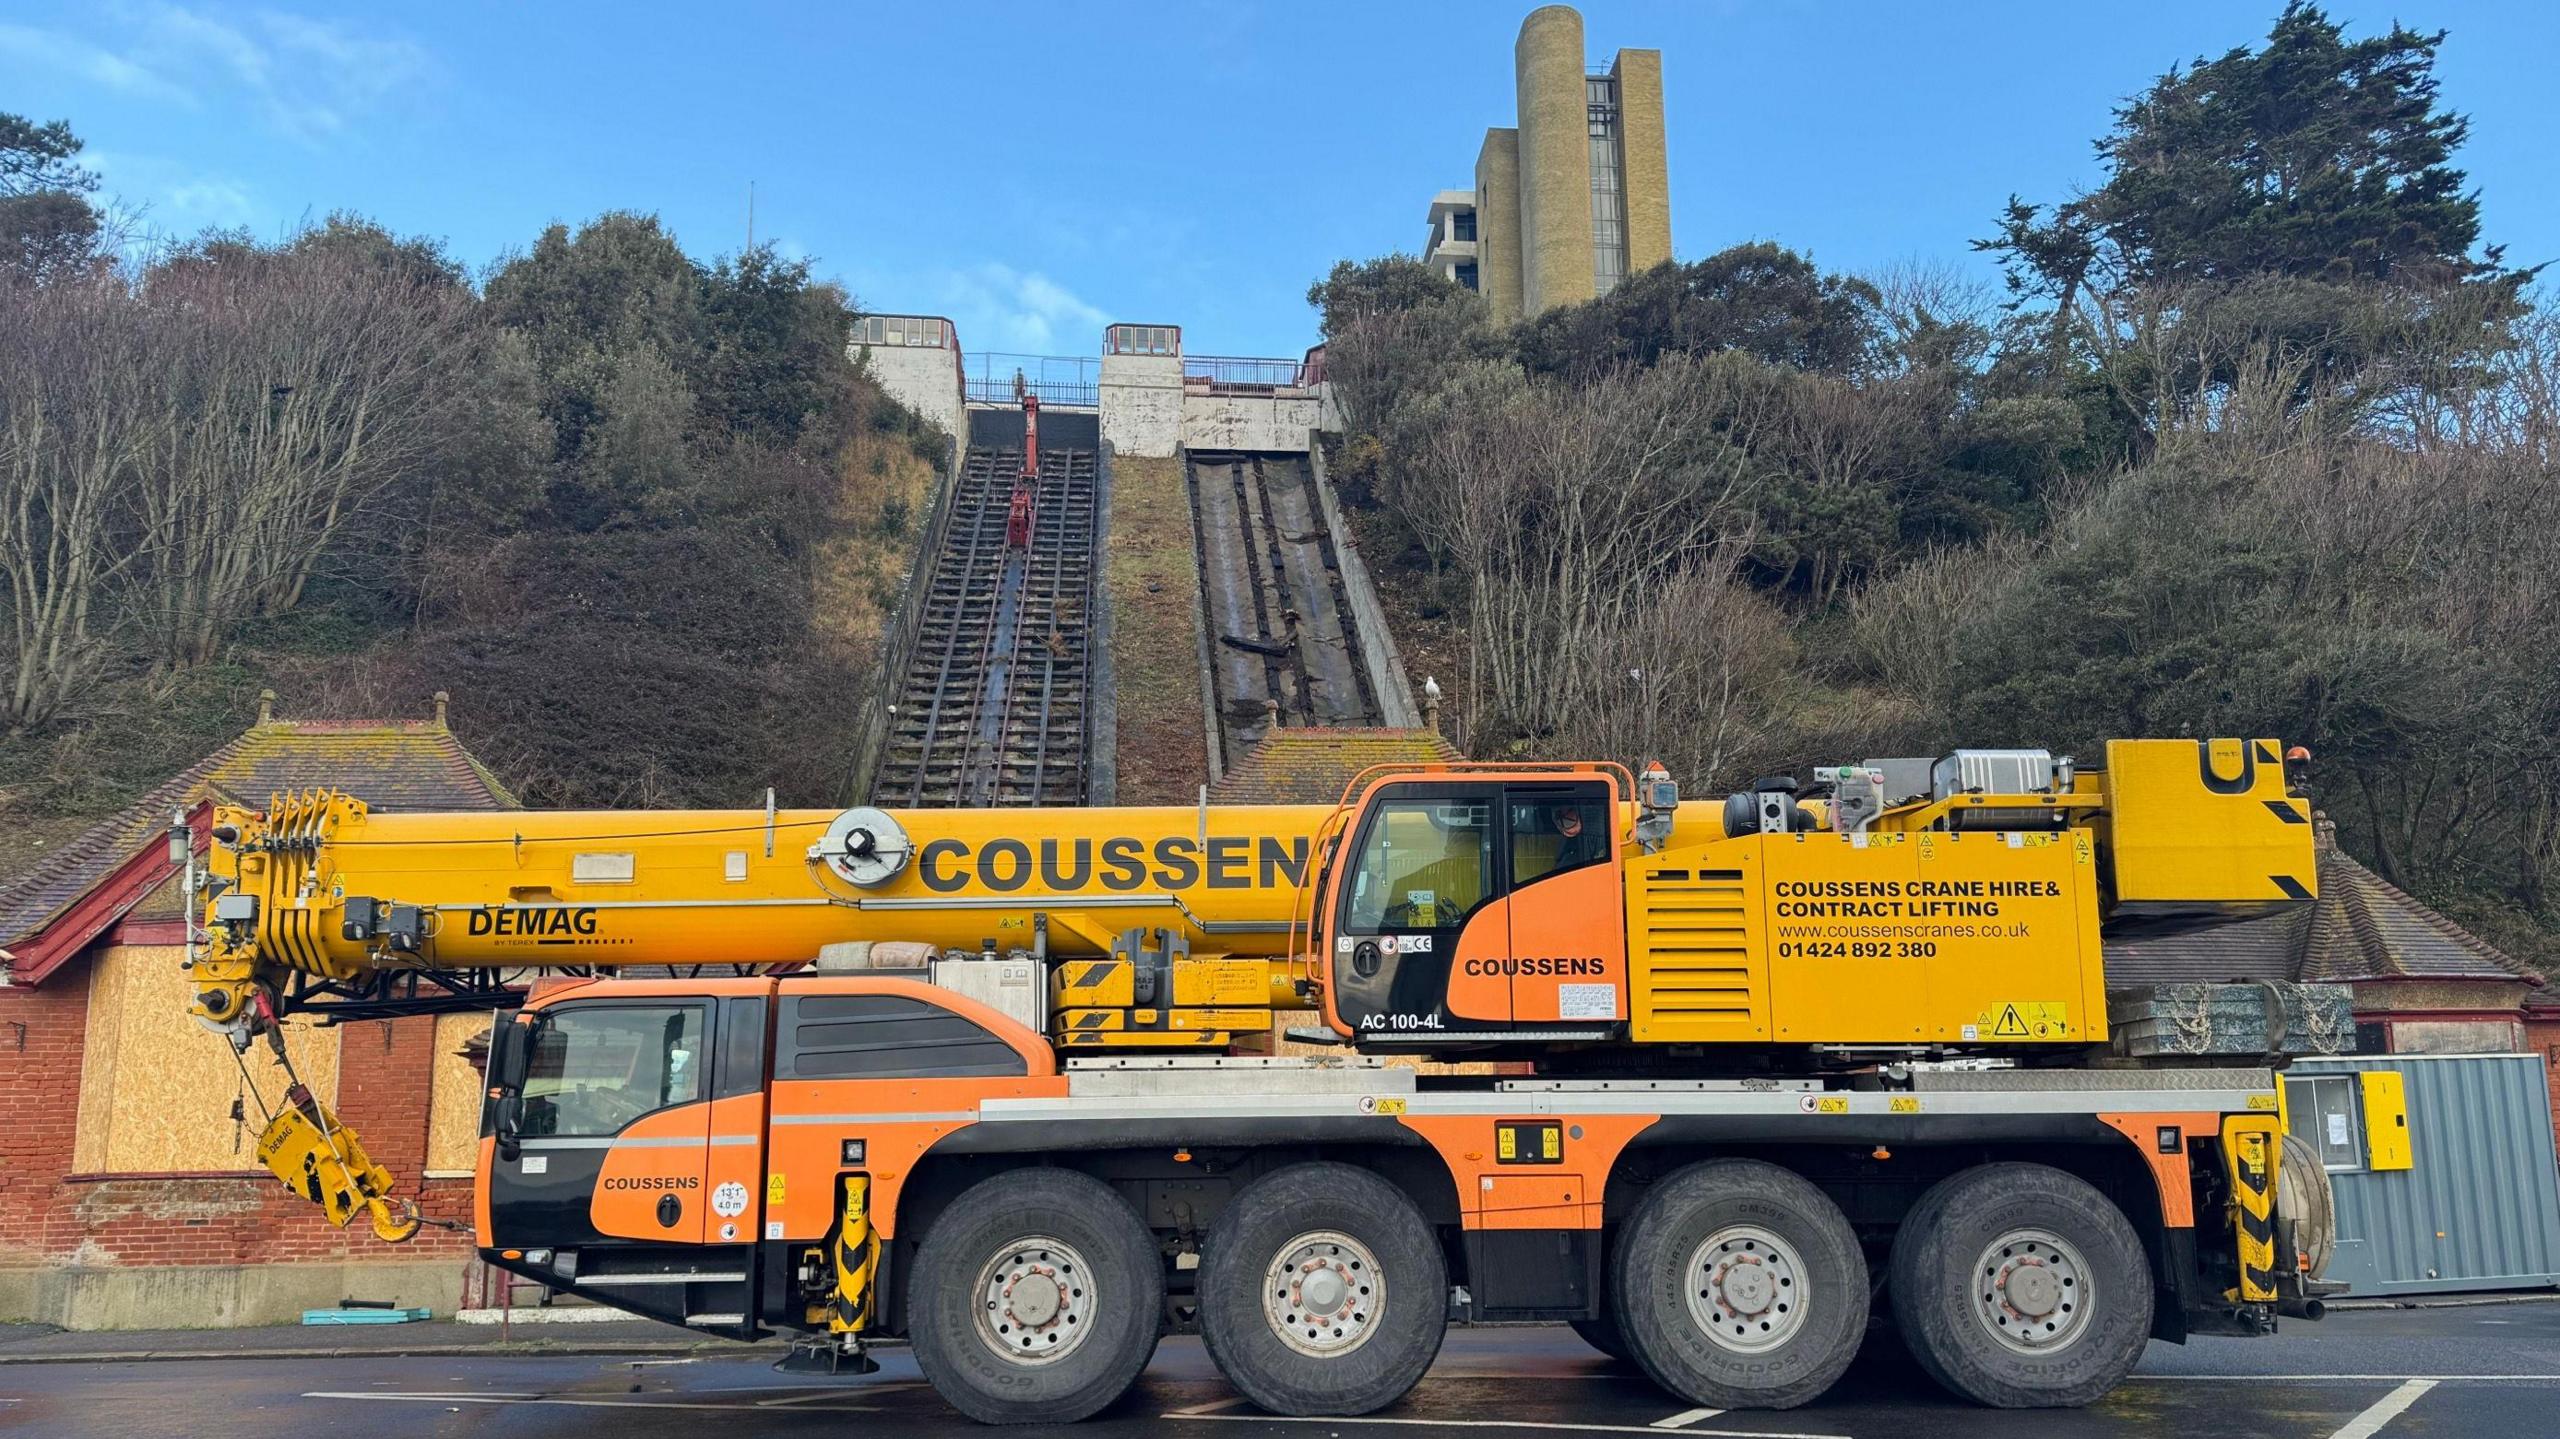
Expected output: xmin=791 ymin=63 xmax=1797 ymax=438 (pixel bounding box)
xmin=6 ymin=2 xmax=2556 ymax=360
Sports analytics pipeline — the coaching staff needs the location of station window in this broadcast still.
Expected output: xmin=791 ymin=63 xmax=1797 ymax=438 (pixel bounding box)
xmin=1455 ymin=262 xmax=1479 ymax=292
xmin=1106 ymin=324 xmax=1179 ymax=357
xmin=1452 ymin=210 xmax=1476 ymax=243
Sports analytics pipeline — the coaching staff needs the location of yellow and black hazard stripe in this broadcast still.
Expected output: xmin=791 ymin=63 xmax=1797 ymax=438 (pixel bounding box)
xmin=830 ymin=1176 xmax=880 ymax=1334
xmin=1054 ymin=959 xmax=1132 ymax=1007
xmin=2220 ymin=1114 xmax=2280 ymax=1303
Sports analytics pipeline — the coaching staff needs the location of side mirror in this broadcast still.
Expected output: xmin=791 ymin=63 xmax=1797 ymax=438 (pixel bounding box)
xmin=494 ymin=1017 xmax=536 ymax=1092
xmin=489 ymin=1018 xmax=537 ymax=1159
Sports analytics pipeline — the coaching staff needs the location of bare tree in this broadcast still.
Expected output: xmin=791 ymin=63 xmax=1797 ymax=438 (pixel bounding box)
xmin=129 ymin=243 xmax=477 ymax=667
xmin=1402 ymin=357 xmax=1763 ymax=758
xmin=0 ymin=277 xmax=155 ymax=727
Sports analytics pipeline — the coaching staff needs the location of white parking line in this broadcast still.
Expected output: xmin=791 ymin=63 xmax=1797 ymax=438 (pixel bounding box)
xmin=2135 ymin=1373 xmax=2560 ymax=1383
xmin=1161 ymin=1413 xmax=1848 ymax=1439
xmin=1651 ymin=1409 xmax=1726 ymax=1429
xmin=2326 ymin=1379 xmax=2436 ymax=1439
xmin=1168 ymin=1396 xmax=1256 ymax=1416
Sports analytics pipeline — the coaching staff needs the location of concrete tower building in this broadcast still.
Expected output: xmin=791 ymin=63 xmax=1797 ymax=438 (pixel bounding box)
xmin=1422 ymin=6 xmax=1671 ymax=322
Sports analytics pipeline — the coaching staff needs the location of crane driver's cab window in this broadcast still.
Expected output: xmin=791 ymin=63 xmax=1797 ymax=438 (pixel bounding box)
xmin=518 ymin=1006 xmax=703 ymax=1138
xmin=1510 ymin=794 xmax=1608 ymax=885
xmin=1345 ymin=800 xmax=1492 ymax=931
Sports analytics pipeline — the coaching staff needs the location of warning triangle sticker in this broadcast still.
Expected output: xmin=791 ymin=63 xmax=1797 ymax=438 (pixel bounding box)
xmin=1992 ymin=1004 xmax=2030 ymax=1038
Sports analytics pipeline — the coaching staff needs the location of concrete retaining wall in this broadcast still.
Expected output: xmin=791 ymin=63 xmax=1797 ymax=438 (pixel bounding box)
xmin=1101 ymin=354 xmax=1183 ymax=457
xmin=859 ymin=341 xmax=965 ymax=443
xmin=1181 ymin=393 xmax=1326 ymax=453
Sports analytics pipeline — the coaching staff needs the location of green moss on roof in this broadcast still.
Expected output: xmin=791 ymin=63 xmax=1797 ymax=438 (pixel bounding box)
xmin=1209 ymin=727 xmax=1464 ymax=806
xmin=0 ymin=715 xmax=516 ymax=945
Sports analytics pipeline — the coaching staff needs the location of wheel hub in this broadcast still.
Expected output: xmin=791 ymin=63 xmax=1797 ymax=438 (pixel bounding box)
xmin=1971 ymin=1228 xmax=2093 ymax=1355
xmin=973 ymin=1237 xmax=1095 ymax=1366
xmin=1683 ymin=1224 xmax=1807 ymax=1354
xmin=1265 ymin=1230 xmax=1383 ymax=1358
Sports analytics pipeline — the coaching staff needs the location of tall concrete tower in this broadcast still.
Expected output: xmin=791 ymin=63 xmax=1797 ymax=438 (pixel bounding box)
xmin=1422 ymin=6 xmax=1674 ymax=322
xmin=1515 ymin=4 xmax=1594 ymax=316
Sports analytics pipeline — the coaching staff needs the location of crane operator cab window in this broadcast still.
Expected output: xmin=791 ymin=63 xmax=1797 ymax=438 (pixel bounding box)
xmin=517 ymin=1006 xmax=704 ymax=1138
xmin=1510 ymin=794 xmax=1608 ymax=884
xmin=1330 ymin=778 xmax=1627 ymax=1038
xmin=1344 ymin=799 xmax=1493 ymax=932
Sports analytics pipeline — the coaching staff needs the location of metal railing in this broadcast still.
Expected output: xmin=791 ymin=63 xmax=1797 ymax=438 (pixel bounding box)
xmin=1184 ymin=355 xmax=1313 ymax=390
xmin=965 ymin=352 xmax=1099 ymax=407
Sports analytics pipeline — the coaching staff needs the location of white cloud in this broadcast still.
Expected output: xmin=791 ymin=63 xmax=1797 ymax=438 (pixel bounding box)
xmin=0 ymin=22 xmax=195 ymax=104
xmin=910 ymin=262 xmax=1114 ymax=355
xmin=84 ymin=148 xmax=260 ymax=229
xmin=1 ymin=6 xmax=430 ymax=147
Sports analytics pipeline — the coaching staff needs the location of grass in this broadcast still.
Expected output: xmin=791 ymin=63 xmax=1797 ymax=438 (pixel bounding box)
xmin=1107 ymin=456 xmax=1211 ymax=804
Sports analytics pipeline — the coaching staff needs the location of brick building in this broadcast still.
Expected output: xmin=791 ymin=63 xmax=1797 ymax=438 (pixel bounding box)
xmin=2106 ymin=816 xmax=2545 ymax=1056
xmin=0 ymin=696 xmax=514 ymax=1329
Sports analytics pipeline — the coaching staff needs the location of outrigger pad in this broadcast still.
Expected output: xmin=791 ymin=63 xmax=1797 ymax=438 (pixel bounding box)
xmin=775 ymin=1337 xmax=880 ymax=1376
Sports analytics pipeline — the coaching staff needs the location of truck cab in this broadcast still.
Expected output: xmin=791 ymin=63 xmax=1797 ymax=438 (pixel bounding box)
xmin=477 ymin=975 xmax=1057 ymax=1339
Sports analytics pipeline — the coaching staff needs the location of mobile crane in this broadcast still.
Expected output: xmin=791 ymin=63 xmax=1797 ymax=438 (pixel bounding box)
xmin=188 ymin=738 xmax=2333 ymax=1421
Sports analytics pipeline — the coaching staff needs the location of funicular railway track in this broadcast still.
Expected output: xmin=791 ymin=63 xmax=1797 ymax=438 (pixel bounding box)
xmin=1187 ymin=449 xmax=1383 ymax=771
xmin=876 ymin=438 xmax=1096 ymax=806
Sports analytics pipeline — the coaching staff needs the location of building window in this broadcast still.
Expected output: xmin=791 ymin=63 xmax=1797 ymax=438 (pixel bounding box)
xmin=1452 ymin=210 xmax=1476 ymax=243
xmin=2285 ymin=1074 xmax=2367 ymax=1172
xmin=1106 ymin=324 xmax=1178 ymax=357
xmin=1455 ymin=262 xmax=1479 ymax=292
xmin=1587 ymin=77 xmax=1628 ymax=295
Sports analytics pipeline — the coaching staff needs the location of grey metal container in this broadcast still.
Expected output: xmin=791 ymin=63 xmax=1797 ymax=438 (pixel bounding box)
xmin=2291 ymin=1053 xmax=2560 ymax=1296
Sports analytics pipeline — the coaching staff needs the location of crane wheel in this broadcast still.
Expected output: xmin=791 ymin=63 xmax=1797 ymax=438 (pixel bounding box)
xmin=907 ymin=1168 xmax=1163 ymax=1424
xmin=1888 ymin=1161 xmax=2151 ymax=1408
xmin=1197 ymin=1161 xmax=1447 ymax=1416
xmin=1611 ymin=1159 xmax=1867 ymax=1410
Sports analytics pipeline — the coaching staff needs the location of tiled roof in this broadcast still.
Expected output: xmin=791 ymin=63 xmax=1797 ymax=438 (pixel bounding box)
xmin=0 ymin=709 xmax=516 ymax=950
xmin=1208 ymin=727 xmax=1464 ymax=806
xmin=2107 ymin=835 xmax=2536 ymax=990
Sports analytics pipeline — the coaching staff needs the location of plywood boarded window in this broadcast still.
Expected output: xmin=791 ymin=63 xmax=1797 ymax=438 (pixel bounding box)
xmin=425 ymin=1012 xmax=495 ymax=1176
xmin=73 ymin=945 xmax=341 ymax=1175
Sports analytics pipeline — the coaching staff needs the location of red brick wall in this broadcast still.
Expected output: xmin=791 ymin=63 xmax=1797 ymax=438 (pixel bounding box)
xmin=0 ymin=978 xmax=475 ymax=1274
xmin=2526 ymin=1012 xmax=2560 ymax=1157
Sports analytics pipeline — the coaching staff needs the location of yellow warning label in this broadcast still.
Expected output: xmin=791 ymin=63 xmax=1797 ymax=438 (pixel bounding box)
xmin=1496 ymin=1128 xmax=1516 ymax=1160
xmin=1815 ymin=1096 xmax=1849 ymax=1115
xmin=1979 ymin=1001 xmax=2070 ymax=1039
xmin=766 ymin=1173 xmax=786 ymax=1205
xmin=1888 ymin=1096 xmax=1922 ymax=1114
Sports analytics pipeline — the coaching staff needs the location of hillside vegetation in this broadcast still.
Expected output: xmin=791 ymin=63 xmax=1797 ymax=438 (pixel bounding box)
xmin=1315 ymin=5 xmax=2559 ymax=969
xmin=1 ymin=140 xmax=942 ymax=876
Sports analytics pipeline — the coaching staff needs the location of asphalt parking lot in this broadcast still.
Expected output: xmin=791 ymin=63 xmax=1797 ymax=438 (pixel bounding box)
xmin=4 ymin=1301 xmax=2555 ymax=1438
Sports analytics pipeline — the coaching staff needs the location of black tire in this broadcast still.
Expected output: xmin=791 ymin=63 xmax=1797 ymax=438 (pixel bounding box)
xmin=1611 ymin=1159 xmax=1867 ymax=1410
xmin=1888 ymin=1162 xmax=2152 ymax=1408
xmin=1196 ymin=1161 xmax=1447 ymax=1416
xmin=907 ymin=1167 xmax=1163 ymax=1424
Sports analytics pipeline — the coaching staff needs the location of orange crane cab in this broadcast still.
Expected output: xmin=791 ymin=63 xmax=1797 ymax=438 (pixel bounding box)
xmin=1309 ymin=763 xmax=1637 ymax=1047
